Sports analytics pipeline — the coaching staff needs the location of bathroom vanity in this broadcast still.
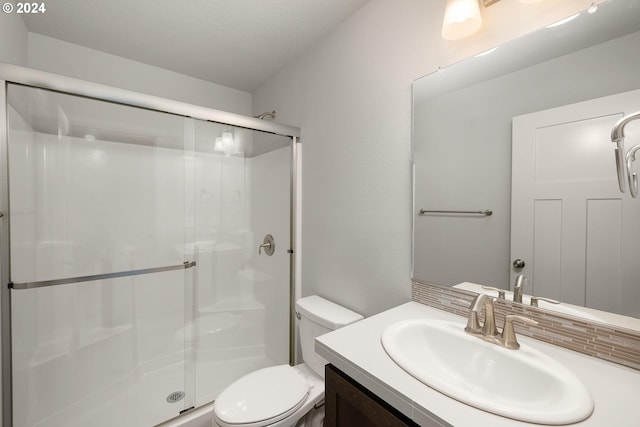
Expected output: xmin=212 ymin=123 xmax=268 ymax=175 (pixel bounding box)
xmin=317 ymin=302 xmax=640 ymax=427
xmin=325 ymin=364 xmax=418 ymax=427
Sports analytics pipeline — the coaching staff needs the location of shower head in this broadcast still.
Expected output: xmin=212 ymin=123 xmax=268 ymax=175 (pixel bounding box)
xmin=255 ymin=110 xmax=276 ymax=120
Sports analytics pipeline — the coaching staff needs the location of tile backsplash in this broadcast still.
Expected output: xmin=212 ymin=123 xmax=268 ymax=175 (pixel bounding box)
xmin=412 ymin=279 xmax=640 ymax=371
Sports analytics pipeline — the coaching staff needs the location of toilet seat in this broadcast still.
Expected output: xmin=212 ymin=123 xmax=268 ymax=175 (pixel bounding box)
xmin=213 ymin=365 xmax=310 ymax=427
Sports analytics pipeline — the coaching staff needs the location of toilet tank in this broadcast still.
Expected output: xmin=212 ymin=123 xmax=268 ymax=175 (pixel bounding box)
xmin=295 ymin=295 xmax=363 ymax=378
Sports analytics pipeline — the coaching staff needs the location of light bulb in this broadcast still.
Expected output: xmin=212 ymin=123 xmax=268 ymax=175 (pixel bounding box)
xmin=441 ymin=0 xmax=483 ymax=40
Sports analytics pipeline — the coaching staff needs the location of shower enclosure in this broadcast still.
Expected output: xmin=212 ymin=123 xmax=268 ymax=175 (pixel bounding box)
xmin=0 ymin=64 xmax=300 ymax=427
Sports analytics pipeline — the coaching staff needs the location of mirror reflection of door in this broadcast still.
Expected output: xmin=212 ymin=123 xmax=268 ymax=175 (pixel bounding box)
xmin=511 ymin=89 xmax=640 ymax=317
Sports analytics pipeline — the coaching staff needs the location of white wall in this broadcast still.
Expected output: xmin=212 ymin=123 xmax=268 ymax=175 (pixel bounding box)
xmin=0 ymin=6 xmax=27 ymax=65
xmin=27 ymin=33 xmax=252 ymax=115
xmin=253 ymin=0 xmax=594 ymax=317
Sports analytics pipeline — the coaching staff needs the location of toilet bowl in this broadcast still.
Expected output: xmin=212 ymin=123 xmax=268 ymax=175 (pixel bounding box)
xmin=212 ymin=295 xmax=363 ymax=427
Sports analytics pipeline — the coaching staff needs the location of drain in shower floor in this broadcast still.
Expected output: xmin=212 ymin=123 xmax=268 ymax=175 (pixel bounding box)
xmin=166 ymin=391 xmax=185 ymax=403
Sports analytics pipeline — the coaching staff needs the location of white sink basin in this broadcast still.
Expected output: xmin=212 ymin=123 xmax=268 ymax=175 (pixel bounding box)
xmin=381 ymin=319 xmax=594 ymax=425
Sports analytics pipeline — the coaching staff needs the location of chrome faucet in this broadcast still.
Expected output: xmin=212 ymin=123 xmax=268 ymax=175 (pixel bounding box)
xmin=513 ymin=274 xmax=528 ymax=303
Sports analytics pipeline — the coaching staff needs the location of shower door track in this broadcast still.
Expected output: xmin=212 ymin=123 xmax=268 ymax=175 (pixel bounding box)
xmin=0 ymin=63 xmax=300 ymax=138
xmin=9 ymin=261 xmax=197 ymax=290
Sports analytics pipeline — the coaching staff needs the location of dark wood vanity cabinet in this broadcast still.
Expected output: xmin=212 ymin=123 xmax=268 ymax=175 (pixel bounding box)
xmin=325 ymin=364 xmax=419 ymax=427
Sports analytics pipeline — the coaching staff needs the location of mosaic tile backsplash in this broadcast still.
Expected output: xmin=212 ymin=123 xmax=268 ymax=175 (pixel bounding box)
xmin=412 ymin=279 xmax=640 ymax=371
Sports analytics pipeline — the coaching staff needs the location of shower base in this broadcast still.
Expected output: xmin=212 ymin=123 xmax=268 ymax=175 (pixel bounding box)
xmin=26 ymin=350 xmax=274 ymax=427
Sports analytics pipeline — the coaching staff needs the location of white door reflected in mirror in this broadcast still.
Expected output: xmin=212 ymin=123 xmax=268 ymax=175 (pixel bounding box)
xmin=511 ymin=89 xmax=640 ymax=318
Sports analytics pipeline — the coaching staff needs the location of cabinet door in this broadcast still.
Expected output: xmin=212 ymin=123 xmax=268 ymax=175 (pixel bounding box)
xmin=325 ymin=364 xmax=418 ymax=427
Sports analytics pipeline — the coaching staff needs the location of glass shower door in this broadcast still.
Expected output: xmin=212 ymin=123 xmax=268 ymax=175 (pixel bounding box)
xmin=190 ymin=120 xmax=292 ymax=406
xmin=5 ymin=83 xmax=295 ymax=427
xmin=7 ymin=84 xmax=196 ymax=427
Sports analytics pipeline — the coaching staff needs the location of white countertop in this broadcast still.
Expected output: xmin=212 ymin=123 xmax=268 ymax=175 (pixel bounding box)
xmin=316 ymin=302 xmax=640 ymax=427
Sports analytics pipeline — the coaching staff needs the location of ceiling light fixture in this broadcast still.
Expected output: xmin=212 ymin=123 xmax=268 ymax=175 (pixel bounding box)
xmin=441 ymin=0 xmax=483 ymax=40
xmin=442 ymin=0 xmax=501 ymax=41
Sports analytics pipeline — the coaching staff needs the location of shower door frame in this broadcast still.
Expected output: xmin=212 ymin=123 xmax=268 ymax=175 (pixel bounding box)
xmin=0 ymin=62 xmax=301 ymax=427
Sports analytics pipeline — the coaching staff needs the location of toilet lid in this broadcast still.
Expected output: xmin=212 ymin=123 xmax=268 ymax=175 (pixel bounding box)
xmin=213 ymin=365 xmax=309 ymax=427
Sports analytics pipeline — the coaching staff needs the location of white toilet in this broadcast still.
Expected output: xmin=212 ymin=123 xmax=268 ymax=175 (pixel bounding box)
xmin=212 ymin=295 xmax=363 ymax=427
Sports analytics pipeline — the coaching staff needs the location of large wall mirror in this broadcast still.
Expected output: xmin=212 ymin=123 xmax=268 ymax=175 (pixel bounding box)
xmin=412 ymin=0 xmax=640 ymax=330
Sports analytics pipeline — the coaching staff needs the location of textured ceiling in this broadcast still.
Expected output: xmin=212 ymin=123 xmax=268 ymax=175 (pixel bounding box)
xmin=22 ymin=0 xmax=368 ymax=92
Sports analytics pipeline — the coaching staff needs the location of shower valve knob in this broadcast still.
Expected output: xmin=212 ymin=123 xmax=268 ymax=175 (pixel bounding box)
xmin=259 ymin=234 xmax=275 ymax=256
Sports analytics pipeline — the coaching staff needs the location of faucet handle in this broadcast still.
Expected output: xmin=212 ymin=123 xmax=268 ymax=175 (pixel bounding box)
xmin=501 ymin=315 xmax=538 ymax=350
xmin=481 ymin=286 xmax=506 ymax=299
xmin=530 ymin=296 xmax=560 ymax=307
xmin=258 ymin=234 xmax=275 ymax=256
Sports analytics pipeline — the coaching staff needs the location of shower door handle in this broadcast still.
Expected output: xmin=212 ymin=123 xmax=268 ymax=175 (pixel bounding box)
xmin=9 ymin=261 xmax=197 ymax=290
xmin=259 ymin=234 xmax=275 ymax=256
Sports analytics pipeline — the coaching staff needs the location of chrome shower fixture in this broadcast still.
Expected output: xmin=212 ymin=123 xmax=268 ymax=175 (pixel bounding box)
xmin=611 ymin=110 xmax=640 ymax=195
xmin=626 ymin=144 xmax=640 ymax=198
xmin=255 ymin=110 xmax=276 ymax=120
